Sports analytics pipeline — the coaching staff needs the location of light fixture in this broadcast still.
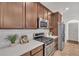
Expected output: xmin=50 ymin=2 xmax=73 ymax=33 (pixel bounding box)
xmin=65 ymin=7 xmax=69 ymax=11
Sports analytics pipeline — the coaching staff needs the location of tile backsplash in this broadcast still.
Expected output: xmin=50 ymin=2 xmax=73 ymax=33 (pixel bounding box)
xmin=0 ymin=29 xmax=49 ymax=48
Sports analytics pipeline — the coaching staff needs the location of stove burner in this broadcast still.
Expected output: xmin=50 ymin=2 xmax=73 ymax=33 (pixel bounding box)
xmin=34 ymin=37 xmax=53 ymax=46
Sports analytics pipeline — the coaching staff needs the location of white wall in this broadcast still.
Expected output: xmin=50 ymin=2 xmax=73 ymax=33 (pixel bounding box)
xmin=0 ymin=29 xmax=49 ymax=48
xmin=65 ymin=20 xmax=79 ymax=42
xmin=65 ymin=23 xmax=68 ymax=42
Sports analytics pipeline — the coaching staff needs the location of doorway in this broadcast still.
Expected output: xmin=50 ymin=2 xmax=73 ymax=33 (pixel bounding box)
xmin=68 ymin=23 xmax=78 ymax=42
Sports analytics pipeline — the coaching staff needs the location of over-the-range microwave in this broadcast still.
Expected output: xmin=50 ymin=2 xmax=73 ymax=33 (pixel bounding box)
xmin=37 ymin=18 xmax=49 ymax=28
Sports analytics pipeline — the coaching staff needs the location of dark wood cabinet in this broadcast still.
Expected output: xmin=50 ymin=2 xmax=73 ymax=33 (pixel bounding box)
xmin=26 ymin=2 xmax=37 ymax=29
xmin=31 ymin=3 xmax=37 ymax=29
xmin=32 ymin=50 xmax=43 ymax=56
xmin=0 ymin=3 xmax=3 ymax=28
xmin=31 ymin=45 xmax=43 ymax=56
xmin=37 ymin=3 xmax=44 ymax=19
xmin=48 ymin=10 xmax=52 ymax=28
xmin=50 ymin=13 xmax=58 ymax=35
xmin=44 ymin=8 xmax=48 ymax=20
xmin=57 ymin=12 xmax=62 ymax=23
xmin=21 ymin=51 xmax=30 ymax=56
xmin=1 ymin=2 xmax=25 ymax=29
xmin=0 ymin=3 xmax=1 ymax=28
xmin=50 ymin=12 xmax=62 ymax=35
xmin=0 ymin=2 xmax=54 ymax=29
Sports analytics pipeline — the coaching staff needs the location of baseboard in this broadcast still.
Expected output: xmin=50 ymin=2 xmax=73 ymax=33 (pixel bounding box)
xmin=67 ymin=40 xmax=79 ymax=44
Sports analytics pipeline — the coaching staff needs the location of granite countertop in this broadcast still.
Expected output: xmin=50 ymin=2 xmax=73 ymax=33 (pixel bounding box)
xmin=0 ymin=40 xmax=44 ymax=56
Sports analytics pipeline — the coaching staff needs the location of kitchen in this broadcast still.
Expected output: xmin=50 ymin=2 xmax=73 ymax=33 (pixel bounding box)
xmin=0 ymin=2 xmax=63 ymax=56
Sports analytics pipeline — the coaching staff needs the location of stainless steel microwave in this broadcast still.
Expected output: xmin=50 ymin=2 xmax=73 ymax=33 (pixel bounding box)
xmin=37 ymin=18 xmax=49 ymax=28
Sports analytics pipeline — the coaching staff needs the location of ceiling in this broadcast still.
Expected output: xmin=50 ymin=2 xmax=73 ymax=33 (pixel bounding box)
xmin=41 ymin=2 xmax=79 ymax=23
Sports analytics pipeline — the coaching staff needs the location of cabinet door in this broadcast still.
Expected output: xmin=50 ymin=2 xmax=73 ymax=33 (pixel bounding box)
xmin=21 ymin=51 xmax=30 ymax=56
xmin=32 ymin=50 xmax=43 ymax=56
xmin=50 ymin=12 xmax=62 ymax=35
xmin=0 ymin=3 xmax=3 ymax=28
xmin=0 ymin=3 xmax=1 ymax=28
xmin=37 ymin=3 xmax=44 ymax=19
xmin=51 ymin=14 xmax=58 ymax=35
xmin=1 ymin=2 xmax=25 ymax=28
xmin=48 ymin=11 xmax=52 ymax=28
xmin=44 ymin=8 xmax=48 ymax=20
xmin=58 ymin=13 xmax=62 ymax=23
xmin=31 ymin=45 xmax=43 ymax=56
xmin=26 ymin=2 xmax=37 ymax=29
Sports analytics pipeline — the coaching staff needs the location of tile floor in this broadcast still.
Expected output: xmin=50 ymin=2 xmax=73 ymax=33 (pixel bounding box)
xmin=53 ymin=42 xmax=79 ymax=56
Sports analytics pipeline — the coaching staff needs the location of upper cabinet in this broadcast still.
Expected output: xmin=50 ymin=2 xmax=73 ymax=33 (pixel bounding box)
xmin=0 ymin=2 xmax=53 ymax=29
xmin=1 ymin=2 xmax=25 ymax=29
xmin=48 ymin=10 xmax=52 ymax=28
xmin=50 ymin=12 xmax=62 ymax=29
xmin=50 ymin=12 xmax=62 ymax=35
xmin=26 ymin=2 xmax=37 ymax=29
xmin=44 ymin=8 xmax=48 ymax=20
xmin=0 ymin=3 xmax=1 ymax=28
xmin=37 ymin=3 xmax=44 ymax=19
xmin=0 ymin=3 xmax=3 ymax=28
xmin=57 ymin=12 xmax=62 ymax=23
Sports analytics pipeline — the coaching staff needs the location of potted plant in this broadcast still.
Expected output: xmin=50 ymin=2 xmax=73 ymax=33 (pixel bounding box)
xmin=7 ymin=34 xmax=17 ymax=46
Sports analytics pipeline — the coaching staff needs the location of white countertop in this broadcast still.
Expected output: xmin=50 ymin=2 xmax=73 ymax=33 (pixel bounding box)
xmin=0 ymin=40 xmax=44 ymax=56
xmin=45 ymin=35 xmax=58 ymax=39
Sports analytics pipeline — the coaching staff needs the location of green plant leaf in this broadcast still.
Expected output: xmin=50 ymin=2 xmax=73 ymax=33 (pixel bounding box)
xmin=7 ymin=34 xmax=17 ymax=44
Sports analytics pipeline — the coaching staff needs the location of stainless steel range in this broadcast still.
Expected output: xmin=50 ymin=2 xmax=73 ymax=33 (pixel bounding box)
xmin=33 ymin=33 xmax=53 ymax=56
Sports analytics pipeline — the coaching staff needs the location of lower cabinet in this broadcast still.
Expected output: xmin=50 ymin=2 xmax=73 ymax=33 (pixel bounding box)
xmin=52 ymin=39 xmax=58 ymax=55
xmin=49 ymin=39 xmax=58 ymax=56
xmin=31 ymin=45 xmax=43 ymax=56
xmin=31 ymin=50 xmax=43 ymax=56
xmin=21 ymin=45 xmax=44 ymax=56
xmin=54 ymin=38 xmax=58 ymax=50
xmin=21 ymin=51 xmax=30 ymax=56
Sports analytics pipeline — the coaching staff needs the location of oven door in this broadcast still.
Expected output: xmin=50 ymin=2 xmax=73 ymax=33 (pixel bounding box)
xmin=45 ymin=43 xmax=53 ymax=56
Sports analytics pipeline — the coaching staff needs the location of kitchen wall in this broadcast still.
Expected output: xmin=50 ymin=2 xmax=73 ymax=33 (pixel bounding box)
xmin=0 ymin=29 xmax=49 ymax=48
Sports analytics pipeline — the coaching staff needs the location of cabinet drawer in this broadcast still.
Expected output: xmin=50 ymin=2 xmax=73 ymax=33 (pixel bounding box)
xmin=32 ymin=50 xmax=43 ymax=56
xmin=21 ymin=51 xmax=30 ymax=56
xmin=31 ymin=45 xmax=43 ymax=55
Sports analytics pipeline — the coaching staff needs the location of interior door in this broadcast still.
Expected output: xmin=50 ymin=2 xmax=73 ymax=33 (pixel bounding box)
xmin=68 ymin=23 xmax=78 ymax=41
